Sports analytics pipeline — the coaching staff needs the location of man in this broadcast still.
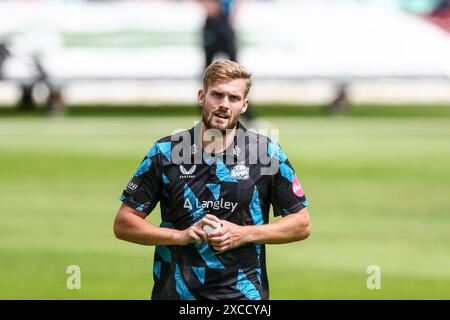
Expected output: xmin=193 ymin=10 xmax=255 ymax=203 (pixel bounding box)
xmin=199 ymin=0 xmax=258 ymax=126
xmin=114 ymin=60 xmax=311 ymax=300
xmin=201 ymin=0 xmax=238 ymax=68
xmin=0 ymin=41 xmax=10 ymax=79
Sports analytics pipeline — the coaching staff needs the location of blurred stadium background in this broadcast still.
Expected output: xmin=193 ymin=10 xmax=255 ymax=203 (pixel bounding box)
xmin=0 ymin=0 xmax=449 ymax=299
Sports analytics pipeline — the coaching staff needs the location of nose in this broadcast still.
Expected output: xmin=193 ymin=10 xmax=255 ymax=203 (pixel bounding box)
xmin=218 ymin=95 xmax=231 ymax=109
xmin=217 ymin=104 xmax=230 ymax=114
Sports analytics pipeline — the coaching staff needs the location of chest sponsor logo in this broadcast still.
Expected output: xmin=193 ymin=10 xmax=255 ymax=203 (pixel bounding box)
xmin=184 ymin=198 xmax=238 ymax=213
xmin=231 ymin=163 xmax=249 ymax=180
xmin=180 ymin=165 xmax=196 ymax=178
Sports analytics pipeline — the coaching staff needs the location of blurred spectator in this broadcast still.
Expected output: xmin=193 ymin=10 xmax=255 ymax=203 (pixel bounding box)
xmin=200 ymin=0 xmax=239 ymax=68
xmin=200 ymin=0 xmax=257 ymax=123
xmin=328 ymin=83 xmax=349 ymax=114
xmin=0 ymin=42 xmax=10 ymax=79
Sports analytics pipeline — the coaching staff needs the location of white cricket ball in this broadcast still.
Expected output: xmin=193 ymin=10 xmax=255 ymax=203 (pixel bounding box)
xmin=202 ymin=222 xmax=221 ymax=234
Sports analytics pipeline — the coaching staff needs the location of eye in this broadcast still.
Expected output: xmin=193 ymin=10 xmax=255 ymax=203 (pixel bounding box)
xmin=230 ymin=95 xmax=240 ymax=102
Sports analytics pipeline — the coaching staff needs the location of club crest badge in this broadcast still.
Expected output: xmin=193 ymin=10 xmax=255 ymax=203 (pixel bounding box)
xmin=231 ymin=163 xmax=249 ymax=180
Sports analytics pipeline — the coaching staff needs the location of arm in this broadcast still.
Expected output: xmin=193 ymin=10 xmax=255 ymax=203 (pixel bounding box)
xmin=113 ymin=203 xmax=209 ymax=246
xmin=244 ymin=207 xmax=311 ymax=244
xmin=208 ymin=207 xmax=311 ymax=253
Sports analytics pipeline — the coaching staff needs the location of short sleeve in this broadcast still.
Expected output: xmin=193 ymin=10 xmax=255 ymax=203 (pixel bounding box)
xmin=119 ymin=142 xmax=163 ymax=215
xmin=268 ymin=140 xmax=309 ymax=217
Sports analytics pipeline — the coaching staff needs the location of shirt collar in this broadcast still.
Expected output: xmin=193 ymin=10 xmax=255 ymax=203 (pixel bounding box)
xmin=188 ymin=121 xmax=247 ymax=163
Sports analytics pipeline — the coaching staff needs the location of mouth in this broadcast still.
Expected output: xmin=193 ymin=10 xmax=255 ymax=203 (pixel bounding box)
xmin=213 ymin=113 xmax=230 ymax=120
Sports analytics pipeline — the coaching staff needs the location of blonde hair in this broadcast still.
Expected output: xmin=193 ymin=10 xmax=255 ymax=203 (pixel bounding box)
xmin=202 ymin=60 xmax=252 ymax=97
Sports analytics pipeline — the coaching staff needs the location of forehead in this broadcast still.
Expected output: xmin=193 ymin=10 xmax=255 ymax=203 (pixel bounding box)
xmin=208 ymin=78 xmax=247 ymax=96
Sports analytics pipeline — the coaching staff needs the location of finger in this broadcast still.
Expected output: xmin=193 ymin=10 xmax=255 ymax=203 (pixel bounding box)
xmin=193 ymin=228 xmax=208 ymax=241
xmin=211 ymin=237 xmax=229 ymax=248
xmin=208 ymin=227 xmax=226 ymax=237
xmin=201 ymin=217 xmax=219 ymax=228
xmin=208 ymin=234 xmax=227 ymax=244
xmin=189 ymin=230 xmax=203 ymax=245
xmin=191 ymin=222 xmax=211 ymax=240
xmin=217 ymin=239 xmax=232 ymax=248
xmin=213 ymin=242 xmax=230 ymax=253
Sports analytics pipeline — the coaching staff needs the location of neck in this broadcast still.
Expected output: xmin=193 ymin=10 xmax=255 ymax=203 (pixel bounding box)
xmin=201 ymin=121 xmax=237 ymax=154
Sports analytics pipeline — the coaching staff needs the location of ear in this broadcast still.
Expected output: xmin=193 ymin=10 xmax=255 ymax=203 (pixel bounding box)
xmin=198 ymin=89 xmax=205 ymax=107
xmin=240 ymin=98 xmax=249 ymax=114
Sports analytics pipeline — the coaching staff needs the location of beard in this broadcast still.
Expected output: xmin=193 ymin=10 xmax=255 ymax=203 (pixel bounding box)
xmin=201 ymin=107 xmax=240 ymax=134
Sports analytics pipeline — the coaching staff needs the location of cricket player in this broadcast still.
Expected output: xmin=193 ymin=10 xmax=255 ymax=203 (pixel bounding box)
xmin=114 ymin=60 xmax=311 ymax=300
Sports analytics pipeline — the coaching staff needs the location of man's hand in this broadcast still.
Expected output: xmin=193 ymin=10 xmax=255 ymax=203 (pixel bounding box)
xmin=204 ymin=208 xmax=312 ymax=251
xmin=207 ymin=220 xmax=246 ymax=253
xmin=175 ymin=214 xmax=221 ymax=246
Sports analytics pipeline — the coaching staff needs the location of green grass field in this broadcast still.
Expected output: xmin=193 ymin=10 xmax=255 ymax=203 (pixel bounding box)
xmin=1 ymin=115 xmax=449 ymax=299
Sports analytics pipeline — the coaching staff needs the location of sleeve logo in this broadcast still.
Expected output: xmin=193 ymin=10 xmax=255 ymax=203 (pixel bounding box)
xmin=126 ymin=180 xmax=138 ymax=191
xmin=292 ymin=176 xmax=304 ymax=197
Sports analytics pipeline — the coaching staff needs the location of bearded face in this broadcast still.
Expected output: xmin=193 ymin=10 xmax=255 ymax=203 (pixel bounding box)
xmin=198 ymin=79 xmax=249 ymax=134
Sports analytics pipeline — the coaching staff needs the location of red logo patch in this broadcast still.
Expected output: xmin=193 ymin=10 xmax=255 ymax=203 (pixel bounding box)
xmin=292 ymin=176 xmax=304 ymax=197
